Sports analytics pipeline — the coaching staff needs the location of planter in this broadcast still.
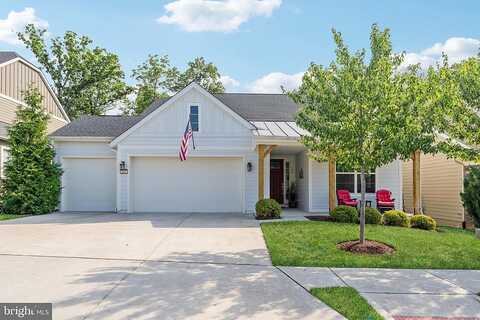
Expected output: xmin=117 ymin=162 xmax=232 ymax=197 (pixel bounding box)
xmin=476 ymin=228 xmax=480 ymax=240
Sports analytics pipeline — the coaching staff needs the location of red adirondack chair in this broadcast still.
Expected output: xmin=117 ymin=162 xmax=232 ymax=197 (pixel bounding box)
xmin=336 ymin=189 xmax=359 ymax=207
xmin=376 ymin=189 xmax=395 ymax=212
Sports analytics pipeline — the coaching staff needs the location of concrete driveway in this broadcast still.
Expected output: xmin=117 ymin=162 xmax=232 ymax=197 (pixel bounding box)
xmin=0 ymin=212 xmax=343 ymax=320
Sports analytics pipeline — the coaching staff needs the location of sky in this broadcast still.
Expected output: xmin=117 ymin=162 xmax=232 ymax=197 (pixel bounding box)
xmin=0 ymin=0 xmax=479 ymax=95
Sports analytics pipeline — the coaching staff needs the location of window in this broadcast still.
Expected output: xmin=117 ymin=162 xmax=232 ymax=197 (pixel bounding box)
xmin=190 ymin=105 xmax=199 ymax=132
xmin=1 ymin=147 xmax=10 ymax=179
xmin=336 ymin=166 xmax=376 ymax=194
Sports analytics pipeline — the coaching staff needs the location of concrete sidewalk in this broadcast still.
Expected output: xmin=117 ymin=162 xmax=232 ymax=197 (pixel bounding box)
xmin=279 ymin=267 xmax=480 ymax=319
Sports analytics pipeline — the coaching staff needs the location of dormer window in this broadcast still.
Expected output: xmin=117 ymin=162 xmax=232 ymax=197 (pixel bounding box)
xmin=190 ymin=105 xmax=199 ymax=132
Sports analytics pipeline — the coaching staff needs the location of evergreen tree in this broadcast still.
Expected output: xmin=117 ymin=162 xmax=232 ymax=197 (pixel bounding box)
xmin=1 ymin=89 xmax=62 ymax=214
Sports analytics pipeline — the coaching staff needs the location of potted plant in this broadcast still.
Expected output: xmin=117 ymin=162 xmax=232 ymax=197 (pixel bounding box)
xmin=461 ymin=166 xmax=480 ymax=239
xmin=287 ymin=182 xmax=297 ymax=208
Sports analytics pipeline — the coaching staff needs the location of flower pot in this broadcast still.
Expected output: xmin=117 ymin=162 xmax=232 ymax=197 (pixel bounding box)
xmin=476 ymin=228 xmax=480 ymax=240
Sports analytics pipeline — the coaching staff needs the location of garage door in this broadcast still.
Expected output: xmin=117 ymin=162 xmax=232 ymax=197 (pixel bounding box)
xmin=62 ymin=158 xmax=116 ymax=212
xmin=131 ymin=157 xmax=243 ymax=213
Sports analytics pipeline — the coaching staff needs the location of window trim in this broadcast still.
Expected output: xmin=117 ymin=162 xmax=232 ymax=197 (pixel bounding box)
xmin=189 ymin=104 xmax=200 ymax=133
xmin=336 ymin=169 xmax=376 ymax=194
xmin=1 ymin=146 xmax=10 ymax=179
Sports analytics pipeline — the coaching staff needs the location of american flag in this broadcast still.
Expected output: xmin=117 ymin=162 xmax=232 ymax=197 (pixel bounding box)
xmin=179 ymin=118 xmax=195 ymax=161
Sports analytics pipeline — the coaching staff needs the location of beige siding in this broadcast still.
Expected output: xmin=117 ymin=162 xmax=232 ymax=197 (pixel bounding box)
xmin=0 ymin=60 xmax=67 ymax=121
xmin=402 ymin=153 xmax=465 ymax=227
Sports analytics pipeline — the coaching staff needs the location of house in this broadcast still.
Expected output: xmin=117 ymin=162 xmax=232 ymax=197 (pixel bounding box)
xmin=0 ymin=51 xmax=70 ymax=175
xmin=50 ymin=82 xmax=402 ymax=213
xmin=403 ymin=153 xmax=476 ymax=227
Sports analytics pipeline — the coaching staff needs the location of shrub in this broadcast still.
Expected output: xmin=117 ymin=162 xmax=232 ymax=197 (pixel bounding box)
xmin=461 ymin=166 xmax=480 ymax=228
xmin=331 ymin=205 xmax=358 ymax=223
xmin=383 ymin=210 xmax=410 ymax=227
xmin=255 ymin=199 xmax=282 ymax=219
xmin=364 ymin=207 xmax=382 ymax=224
xmin=410 ymin=214 xmax=437 ymax=230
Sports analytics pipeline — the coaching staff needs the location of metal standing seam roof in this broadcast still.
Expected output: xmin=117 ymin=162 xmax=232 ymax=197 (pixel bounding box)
xmin=50 ymin=92 xmax=305 ymax=138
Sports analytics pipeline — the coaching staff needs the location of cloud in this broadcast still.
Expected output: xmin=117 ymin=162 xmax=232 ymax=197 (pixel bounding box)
xmin=220 ymin=74 xmax=240 ymax=90
xmin=157 ymin=0 xmax=282 ymax=32
xmin=400 ymin=37 xmax=480 ymax=70
xmin=0 ymin=7 xmax=48 ymax=44
xmin=248 ymin=71 xmax=303 ymax=93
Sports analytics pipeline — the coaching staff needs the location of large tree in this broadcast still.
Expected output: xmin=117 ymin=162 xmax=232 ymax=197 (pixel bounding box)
xmin=124 ymin=56 xmax=225 ymax=115
xmin=289 ymin=25 xmax=405 ymax=243
xmin=1 ymin=89 xmax=62 ymax=215
xmin=18 ymin=24 xmax=132 ymax=119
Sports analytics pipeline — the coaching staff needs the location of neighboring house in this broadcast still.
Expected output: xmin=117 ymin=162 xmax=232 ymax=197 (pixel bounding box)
xmin=50 ymin=82 xmax=402 ymax=213
xmin=403 ymin=153 xmax=475 ymax=227
xmin=0 ymin=51 xmax=70 ymax=176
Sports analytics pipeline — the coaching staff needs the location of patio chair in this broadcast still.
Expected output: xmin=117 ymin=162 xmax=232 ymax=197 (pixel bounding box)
xmin=376 ymin=189 xmax=395 ymax=213
xmin=336 ymin=189 xmax=359 ymax=208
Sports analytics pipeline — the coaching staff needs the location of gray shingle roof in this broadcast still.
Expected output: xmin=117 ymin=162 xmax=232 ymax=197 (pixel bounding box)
xmin=0 ymin=51 xmax=21 ymax=64
xmin=50 ymin=93 xmax=300 ymax=138
xmin=51 ymin=115 xmax=141 ymax=137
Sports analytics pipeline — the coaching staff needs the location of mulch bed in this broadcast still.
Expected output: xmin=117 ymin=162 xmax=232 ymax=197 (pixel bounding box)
xmin=337 ymin=240 xmax=395 ymax=255
xmin=305 ymin=215 xmax=334 ymax=222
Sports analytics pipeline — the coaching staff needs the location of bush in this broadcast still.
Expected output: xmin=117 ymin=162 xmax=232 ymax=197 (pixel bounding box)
xmin=461 ymin=166 xmax=480 ymax=228
xmin=383 ymin=210 xmax=410 ymax=227
xmin=410 ymin=214 xmax=437 ymax=230
xmin=364 ymin=207 xmax=382 ymax=224
xmin=255 ymin=199 xmax=282 ymax=219
xmin=331 ymin=205 xmax=358 ymax=223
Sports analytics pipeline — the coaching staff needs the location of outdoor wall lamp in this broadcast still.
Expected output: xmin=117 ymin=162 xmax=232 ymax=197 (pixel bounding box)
xmin=120 ymin=161 xmax=128 ymax=174
xmin=247 ymin=162 xmax=253 ymax=172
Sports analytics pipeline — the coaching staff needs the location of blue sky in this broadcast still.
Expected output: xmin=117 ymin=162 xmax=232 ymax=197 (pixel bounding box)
xmin=1 ymin=0 xmax=479 ymax=93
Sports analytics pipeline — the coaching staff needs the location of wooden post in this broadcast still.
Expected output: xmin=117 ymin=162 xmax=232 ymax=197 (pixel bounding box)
xmin=412 ymin=150 xmax=421 ymax=214
xmin=328 ymin=157 xmax=336 ymax=212
xmin=258 ymin=144 xmax=265 ymax=200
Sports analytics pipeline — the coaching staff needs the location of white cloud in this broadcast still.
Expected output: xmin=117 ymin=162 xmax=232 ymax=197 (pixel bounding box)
xmin=0 ymin=7 xmax=48 ymax=44
xmin=220 ymin=74 xmax=240 ymax=90
xmin=157 ymin=0 xmax=282 ymax=32
xmin=248 ymin=71 xmax=303 ymax=93
xmin=400 ymin=37 xmax=480 ymax=70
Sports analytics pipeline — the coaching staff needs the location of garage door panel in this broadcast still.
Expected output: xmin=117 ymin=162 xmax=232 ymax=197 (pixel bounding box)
xmin=63 ymin=158 xmax=116 ymax=212
xmin=132 ymin=157 xmax=242 ymax=213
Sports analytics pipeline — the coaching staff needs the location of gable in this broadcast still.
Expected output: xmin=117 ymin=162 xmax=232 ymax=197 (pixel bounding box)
xmin=111 ymin=83 xmax=254 ymax=147
xmin=0 ymin=59 xmax=69 ymax=122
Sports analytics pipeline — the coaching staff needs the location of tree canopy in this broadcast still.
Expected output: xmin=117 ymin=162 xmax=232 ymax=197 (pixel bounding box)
xmin=18 ymin=24 xmax=132 ymax=119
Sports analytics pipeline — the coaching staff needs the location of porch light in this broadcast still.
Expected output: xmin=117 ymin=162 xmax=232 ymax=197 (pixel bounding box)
xmin=247 ymin=162 xmax=253 ymax=172
xmin=120 ymin=161 xmax=128 ymax=174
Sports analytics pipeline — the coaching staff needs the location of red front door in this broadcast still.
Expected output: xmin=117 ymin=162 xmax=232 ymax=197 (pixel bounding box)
xmin=270 ymin=159 xmax=284 ymax=204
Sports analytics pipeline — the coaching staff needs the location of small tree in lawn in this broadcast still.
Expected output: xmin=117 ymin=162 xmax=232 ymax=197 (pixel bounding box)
xmin=1 ymin=89 xmax=62 ymax=215
xmin=289 ymin=25 xmax=405 ymax=244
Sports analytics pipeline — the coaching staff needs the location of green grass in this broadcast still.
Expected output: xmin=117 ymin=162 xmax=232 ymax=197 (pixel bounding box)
xmin=0 ymin=214 xmax=30 ymax=221
xmin=311 ymin=287 xmax=384 ymax=320
xmin=261 ymin=221 xmax=480 ymax=269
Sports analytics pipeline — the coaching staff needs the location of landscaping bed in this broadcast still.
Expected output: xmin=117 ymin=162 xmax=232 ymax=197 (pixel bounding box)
xmin=261 ymin=221 xmax=480 ymax=269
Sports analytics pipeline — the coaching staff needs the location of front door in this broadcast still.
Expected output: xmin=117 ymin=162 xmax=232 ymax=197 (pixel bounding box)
xmin=270 ymin=159 xmax=284 ymax=204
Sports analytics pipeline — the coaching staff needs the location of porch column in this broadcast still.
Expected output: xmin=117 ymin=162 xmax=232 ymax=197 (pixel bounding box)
xmin=257 ymin=144 xmax=276 ymax=201
xmin=412 ymin=150 xmax=422 ymax=214
xmin=328 ymin=157 xmax=336 ymax=212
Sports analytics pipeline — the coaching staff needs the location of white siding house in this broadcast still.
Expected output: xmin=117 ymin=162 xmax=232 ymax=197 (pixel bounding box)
xmin=51 ymin=83 xmax=403 ymax=214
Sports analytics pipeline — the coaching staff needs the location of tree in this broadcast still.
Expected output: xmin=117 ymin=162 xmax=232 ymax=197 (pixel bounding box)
xmin=461 ymin=166 xmax=480 ymax=228
xmin=123 ymin=56 xmax=225 ymax=115
xmin=289 ymin=25 xmax=405 ymax=244
xmin=18 ymin=24 xmax=132 ymax=119
xmin=1 ymin=89 xmax=62 ymax=215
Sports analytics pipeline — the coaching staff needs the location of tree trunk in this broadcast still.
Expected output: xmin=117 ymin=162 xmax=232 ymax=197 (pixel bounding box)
xmin=359 ymin=167 xmax=366 ymax=244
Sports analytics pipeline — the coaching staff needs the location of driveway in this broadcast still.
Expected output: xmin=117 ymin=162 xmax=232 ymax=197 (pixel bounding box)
xmin=0 ymin=212 xmax=343 ymax=320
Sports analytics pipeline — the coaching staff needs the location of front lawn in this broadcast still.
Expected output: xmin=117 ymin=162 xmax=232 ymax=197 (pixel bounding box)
xmin=311 ymin=287 xmax=384 ymax=320
xmin=261 ymin=221 xmax=480 ymax=269
xmin=0 ymin=214 xmax=30 ymax=221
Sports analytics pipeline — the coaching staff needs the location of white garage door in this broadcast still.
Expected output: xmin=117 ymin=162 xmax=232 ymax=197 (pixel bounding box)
xmin=62 ymin=158 xmax=116 ymax=212
xmin=131 ymin=157 xmax=243 ymax=213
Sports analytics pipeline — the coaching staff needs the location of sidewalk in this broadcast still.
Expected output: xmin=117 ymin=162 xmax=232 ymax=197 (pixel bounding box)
xmin=278 ymin=267 xmax=480 ymax=320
